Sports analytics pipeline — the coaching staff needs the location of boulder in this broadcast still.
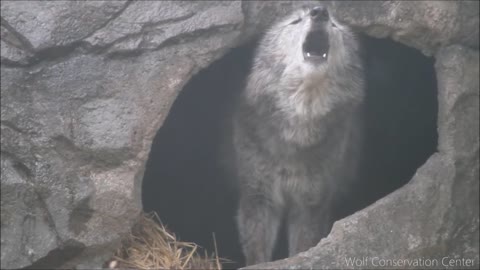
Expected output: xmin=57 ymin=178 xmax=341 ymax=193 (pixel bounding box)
xmin=1 ymin=0 xmax=478 ymax=269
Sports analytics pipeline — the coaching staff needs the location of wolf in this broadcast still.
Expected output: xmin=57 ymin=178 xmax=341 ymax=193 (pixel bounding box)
xmin=229 ymin=5 xmax=365 ymax=265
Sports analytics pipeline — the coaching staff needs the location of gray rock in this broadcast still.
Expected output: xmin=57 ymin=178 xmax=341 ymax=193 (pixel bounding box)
xmin=0 ymin=0 xmax=245 ymax=268
xmin=0 ymin=51 xmax=199 ymax=268
xmin=85 ymin=1 xmax=243 ymax=54
xmin=1 ymin=148 xmax=58 ymax=267
xmin=0 ymin=0 xmax=478 ymax=269
xmin=329 ymin=1 xmax=479 ymax=56
xmin=1 ymin=25 xmax=33 ymax=65
xmin=0 ymin=1 xmax=129 ymax=50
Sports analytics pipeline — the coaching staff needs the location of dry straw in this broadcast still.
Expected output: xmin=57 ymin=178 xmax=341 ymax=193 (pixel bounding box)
xmin=107 ymin=212 xmax=225 ymax=270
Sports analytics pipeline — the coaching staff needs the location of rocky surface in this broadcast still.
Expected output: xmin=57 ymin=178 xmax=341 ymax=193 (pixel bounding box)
xmin=0 ymin=1 xmax=245 ymax=268
xmin=1 ymin=0 xmax=478 ymax=269
xmin=330 ymin=1 xmax=479 ymax=56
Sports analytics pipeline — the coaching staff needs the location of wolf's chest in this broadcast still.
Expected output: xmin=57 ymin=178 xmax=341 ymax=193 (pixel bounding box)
xmin=269 ymin=161 xmax=326 ymax=206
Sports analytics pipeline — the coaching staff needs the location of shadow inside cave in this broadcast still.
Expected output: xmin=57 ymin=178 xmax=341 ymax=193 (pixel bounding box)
xmin=141 ymin=35 xmax=438 ymax=269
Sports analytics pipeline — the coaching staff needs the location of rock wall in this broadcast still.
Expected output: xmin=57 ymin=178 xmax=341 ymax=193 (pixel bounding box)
xmin=1 ymin=1 xmax=478 ymax=269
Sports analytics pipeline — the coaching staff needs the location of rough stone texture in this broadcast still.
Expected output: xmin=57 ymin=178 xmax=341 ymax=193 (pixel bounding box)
xmin=0 ymin=1 xmax=245 ymax=268
xmin=330 ymin=1 xmax=479 ymax=56
xmin=0 ymin=0 xmax=478 ymax=269
xmin=1 ymin=1 xmax=129 ymax=61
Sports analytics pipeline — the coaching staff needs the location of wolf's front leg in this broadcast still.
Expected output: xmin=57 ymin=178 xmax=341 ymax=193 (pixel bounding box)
xmin=237 ymin=195 xmax=282 ymax=266
xmin=287 ymin=204 xmax=332 ymax=257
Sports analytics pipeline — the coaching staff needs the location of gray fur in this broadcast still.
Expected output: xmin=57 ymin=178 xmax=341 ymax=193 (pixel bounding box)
xmin=229 ymin=6 xmax=365 ymax=265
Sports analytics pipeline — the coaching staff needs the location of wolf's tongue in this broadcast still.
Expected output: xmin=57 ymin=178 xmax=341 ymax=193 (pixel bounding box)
xmin=303 ymin=30 xmax=329 ymax=59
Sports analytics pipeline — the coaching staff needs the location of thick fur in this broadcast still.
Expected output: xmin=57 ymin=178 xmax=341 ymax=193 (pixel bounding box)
xmin=230 ymin=6 xmax=365 ymax=265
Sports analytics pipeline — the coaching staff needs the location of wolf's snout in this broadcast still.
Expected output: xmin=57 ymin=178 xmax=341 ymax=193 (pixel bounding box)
xmin=310 ymin=6 xmax=329 ymax=22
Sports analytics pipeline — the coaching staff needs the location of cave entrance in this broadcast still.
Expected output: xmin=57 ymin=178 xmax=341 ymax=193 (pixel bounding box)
xmin=141 ymin=42 xmax=255 ymax=269
xmin=334 ymin=36 xmax=438 ymax=221
xmin=141 ymin=36 xmax=438 ymax=268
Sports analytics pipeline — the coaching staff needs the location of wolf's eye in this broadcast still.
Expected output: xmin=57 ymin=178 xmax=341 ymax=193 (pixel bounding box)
xmin=290 ymin=18 xmax=301 ymax=25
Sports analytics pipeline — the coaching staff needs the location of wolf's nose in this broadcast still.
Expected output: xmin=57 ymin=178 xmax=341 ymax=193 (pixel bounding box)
xmin=310 ymin=6 xmax=329 ymax=21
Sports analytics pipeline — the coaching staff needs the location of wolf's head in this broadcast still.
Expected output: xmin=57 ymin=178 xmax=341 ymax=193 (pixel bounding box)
xmin=258 ymin=5 xmax=361 ymax=76
xmin=247 ymin=5 xmax=364 ymax=113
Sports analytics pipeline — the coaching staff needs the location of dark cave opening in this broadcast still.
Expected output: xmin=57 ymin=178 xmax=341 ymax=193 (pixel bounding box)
xmin=335 ymin=36 xmax=439 ymax=220
xmin=141 ymin=36 xmax=438 ymax=268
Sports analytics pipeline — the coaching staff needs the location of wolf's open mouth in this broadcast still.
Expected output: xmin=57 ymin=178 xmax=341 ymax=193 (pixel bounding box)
xmin=302 ymin=29 xmax=329 ymax=62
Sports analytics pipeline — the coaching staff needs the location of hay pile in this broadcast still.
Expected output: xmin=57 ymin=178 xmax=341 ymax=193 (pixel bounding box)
xmin=107 ymin=212 xmax=224 ymax=269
